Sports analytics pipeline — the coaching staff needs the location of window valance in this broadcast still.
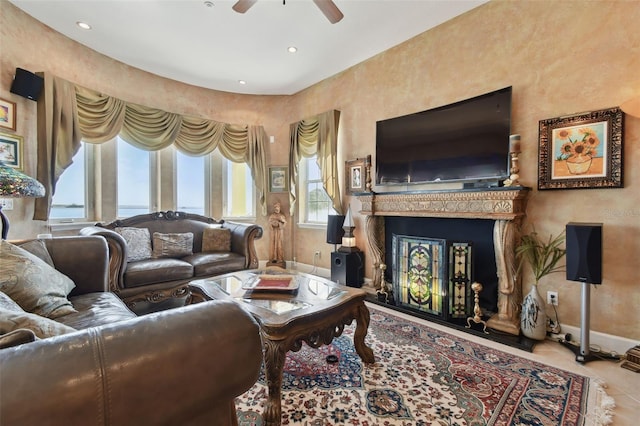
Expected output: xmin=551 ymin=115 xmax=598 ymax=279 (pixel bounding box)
xmin=34 ymin=73 xmax=267 ymax=220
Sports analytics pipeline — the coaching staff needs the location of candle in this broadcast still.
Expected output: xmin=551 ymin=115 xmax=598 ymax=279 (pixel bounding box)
xmin=509 ymin=134 xmax=521 ymax=153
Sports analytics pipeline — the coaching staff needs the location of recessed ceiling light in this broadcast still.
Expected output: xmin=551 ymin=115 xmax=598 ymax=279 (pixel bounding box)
xmin=204 ymin=1 xmax=214 ymax=7
xmin=76 ymin=21 xmax=91 ymax=30
xmin=238 ymin=80 xmax=247 ymax=85
xmin=287 ymin=46 xmax=298 ymax=53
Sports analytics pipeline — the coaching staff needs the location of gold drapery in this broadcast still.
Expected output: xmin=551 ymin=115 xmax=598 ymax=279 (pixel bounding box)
xmin=34 ymin=73 xmax=267 ymax=219
xmin=288 ymin=110 xmax=342 ymax=216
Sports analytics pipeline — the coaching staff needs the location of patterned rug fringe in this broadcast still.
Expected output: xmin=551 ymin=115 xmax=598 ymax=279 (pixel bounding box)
xmin=584 ymin=379 xmax=615 ymax=426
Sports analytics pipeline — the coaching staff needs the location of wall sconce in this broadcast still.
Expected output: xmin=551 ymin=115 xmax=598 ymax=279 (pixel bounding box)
xmin=0 ymin=161 xmax=46 ymax=239
xmin=621 ymin=95 xmax=640 ymax=118
xmin=338 ymin=206 xmax=359 ymax=253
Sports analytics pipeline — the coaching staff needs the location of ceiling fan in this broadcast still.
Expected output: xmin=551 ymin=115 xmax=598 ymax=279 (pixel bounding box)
xmin=232 ymin=0 xmax=344 ymax=24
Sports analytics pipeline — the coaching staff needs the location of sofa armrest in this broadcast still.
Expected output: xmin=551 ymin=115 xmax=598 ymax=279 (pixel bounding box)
xmin=80 ymin=226 xmax=128 ymax=293
xmin=40 ymin=236 xmax=110 ymax=296
xmin=225 ymin=221 xmax=263 ymax=269
xmin=0 ymin=300 xmax=263 ymax=426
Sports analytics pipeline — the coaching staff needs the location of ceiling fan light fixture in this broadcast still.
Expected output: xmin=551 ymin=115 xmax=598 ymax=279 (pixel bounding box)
xmin=232 ymin=0 xmax=343 ymax=23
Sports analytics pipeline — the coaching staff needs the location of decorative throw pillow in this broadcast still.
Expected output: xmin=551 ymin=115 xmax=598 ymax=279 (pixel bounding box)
xmin=115 ymin=227 xmax=152 ymax=262
xmin=0 ymin=240 xmax=77 ymax=319
xmin=19 ymin=239 xmax=55 ymax=267
xmin=152 ymin=232 xmax=194 ymax=258
xmin=202 ymin=227 xmax=231 ymax=252
xmin=0 ymin=307 xmax=76 ymax=339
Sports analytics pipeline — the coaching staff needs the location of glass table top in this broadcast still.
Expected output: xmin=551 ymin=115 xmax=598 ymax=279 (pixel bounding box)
xmin=203 ymin=270 xmax=347 ymax=315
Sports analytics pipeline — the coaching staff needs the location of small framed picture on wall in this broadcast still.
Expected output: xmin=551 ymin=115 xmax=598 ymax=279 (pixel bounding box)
xmin=0 ymin=98 xmax=17 ymax=131
xmin=269 ymin=166 xmax=289 ymax=193
xmin=0 ymin=132 xmax=23 ymax=169
xmin=345 ymin=158 xmax=366 ymax=194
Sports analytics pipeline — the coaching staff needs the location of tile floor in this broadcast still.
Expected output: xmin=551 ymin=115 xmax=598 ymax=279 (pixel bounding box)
xmin=369 ymin=302 xmax=640 ymax=426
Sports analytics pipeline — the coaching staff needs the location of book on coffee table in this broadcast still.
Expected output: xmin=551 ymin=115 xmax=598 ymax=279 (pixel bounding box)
xmin=242 ymin=275 xmax=299 ymax=291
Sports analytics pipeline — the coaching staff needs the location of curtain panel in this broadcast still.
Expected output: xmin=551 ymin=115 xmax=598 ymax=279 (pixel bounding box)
xmin=288 ymin=109 xmax=342 ymax=216
xmin=34 ymin=73 xmax=268 ymax=219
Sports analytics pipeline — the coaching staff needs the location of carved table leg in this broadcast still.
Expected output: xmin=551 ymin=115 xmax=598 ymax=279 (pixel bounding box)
xmin=262 ymin=338 xmax=287 ymax=426
xmin=354 ymin=303 xmax=375 ymax=364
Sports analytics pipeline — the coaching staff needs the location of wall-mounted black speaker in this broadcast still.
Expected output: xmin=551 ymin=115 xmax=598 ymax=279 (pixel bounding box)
xmin=326 ymin=215 xmax=345 ymax=244
xmin=10 ymin=68 xmax=44 ymax=101
xmin=566 ymin=222 xmax=602 ymax=284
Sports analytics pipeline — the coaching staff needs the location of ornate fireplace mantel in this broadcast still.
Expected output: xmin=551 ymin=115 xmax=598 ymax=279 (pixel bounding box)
xmin=357 ymin=187 xmax=530 ymax=335
xmin=358 ymin=187 xmax=529 ymax=220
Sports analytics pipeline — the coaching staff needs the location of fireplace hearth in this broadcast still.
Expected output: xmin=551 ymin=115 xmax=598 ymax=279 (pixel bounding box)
xmin=357 ymin=187 xmax=534 ymax=350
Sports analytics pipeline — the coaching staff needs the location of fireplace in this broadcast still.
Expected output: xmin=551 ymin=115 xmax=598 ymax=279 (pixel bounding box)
xmin=357 ymin=188 xmax=530 ymax=340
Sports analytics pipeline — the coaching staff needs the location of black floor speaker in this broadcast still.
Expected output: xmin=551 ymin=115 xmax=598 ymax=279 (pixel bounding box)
xmin=10 ymin=68 xmax=44 ymax=101
xmin=566 ymin=222 xmax=602 ymax=284
xmin=331 ymin=251 xmax=364 ymax=287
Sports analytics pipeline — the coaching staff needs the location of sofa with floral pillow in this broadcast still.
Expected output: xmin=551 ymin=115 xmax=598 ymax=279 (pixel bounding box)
xmin=81 ymin=210 xmax=263 ymax=315
xmin=0 ymin=235 xmax=263 ymax=425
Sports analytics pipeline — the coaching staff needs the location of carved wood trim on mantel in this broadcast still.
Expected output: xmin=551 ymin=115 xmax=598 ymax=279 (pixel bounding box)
xmin=356 ymin=187 xmax=531 ymax=336
xmin=357 ymin=187 xmax=529 ymax=220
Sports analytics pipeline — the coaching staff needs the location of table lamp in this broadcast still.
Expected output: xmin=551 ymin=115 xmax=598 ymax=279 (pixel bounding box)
xmin=0 ymin=161 xmax=45 ymax=239
xmin=338 ymin=206 xmax=359 ymax=253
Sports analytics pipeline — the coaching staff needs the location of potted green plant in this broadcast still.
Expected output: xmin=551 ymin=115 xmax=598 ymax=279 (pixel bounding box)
xmin=516 ymin=229 xmax=566 ymax=340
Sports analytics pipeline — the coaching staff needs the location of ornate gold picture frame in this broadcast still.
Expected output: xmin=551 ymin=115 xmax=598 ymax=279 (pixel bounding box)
xmin=538 ymin=107 xmax=623 ymax=190
xmin=0 ymin=98 xmax=17 ymax=131
xmin=0 ymin=132 xmax=23 ymax=169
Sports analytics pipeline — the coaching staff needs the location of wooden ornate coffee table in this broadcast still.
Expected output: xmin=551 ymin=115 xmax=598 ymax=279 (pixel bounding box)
xmin=189 ymin=269 xmax=375 ymax=426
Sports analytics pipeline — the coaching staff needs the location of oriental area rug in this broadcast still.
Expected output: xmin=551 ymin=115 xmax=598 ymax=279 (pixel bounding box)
xmin=236 ymin=305 xmax=614 ymax=426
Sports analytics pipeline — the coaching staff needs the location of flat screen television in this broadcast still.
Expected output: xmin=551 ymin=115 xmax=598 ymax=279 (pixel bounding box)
xmin=375 ymin=87 xmax=512 ymax=186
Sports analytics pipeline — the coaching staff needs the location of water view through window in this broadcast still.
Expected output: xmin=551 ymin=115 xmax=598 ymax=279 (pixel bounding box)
xmin=50 ymin=143 xmax=86 ymax=219
xmin=117 ymin=138 xmax=150 ymax=217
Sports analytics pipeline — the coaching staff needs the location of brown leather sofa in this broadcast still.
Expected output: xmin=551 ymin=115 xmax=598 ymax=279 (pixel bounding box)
xmin=0 ymin=236 xmax=263 ymax=426
xmin=81 ymin=211 xmax=263 ymax=314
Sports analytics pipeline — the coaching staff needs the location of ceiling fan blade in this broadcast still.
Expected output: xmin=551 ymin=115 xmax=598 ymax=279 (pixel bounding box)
xmin=232 ymin=0 xmax=258 ymax=14
xmin=312 ymin=0 xmax=344 ymax=24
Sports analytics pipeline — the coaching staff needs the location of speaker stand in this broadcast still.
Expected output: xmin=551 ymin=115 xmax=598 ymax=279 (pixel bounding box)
xmin=560 ymin=282 xmax=620 ymax=363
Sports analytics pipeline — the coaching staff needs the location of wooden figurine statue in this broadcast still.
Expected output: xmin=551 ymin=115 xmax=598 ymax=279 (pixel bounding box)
xmin=267 ymin=201 xmax=286 ymax=268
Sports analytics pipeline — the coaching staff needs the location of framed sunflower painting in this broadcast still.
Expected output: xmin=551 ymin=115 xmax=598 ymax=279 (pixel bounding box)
xmin=538 ymin=107 xmax=623 ymax=190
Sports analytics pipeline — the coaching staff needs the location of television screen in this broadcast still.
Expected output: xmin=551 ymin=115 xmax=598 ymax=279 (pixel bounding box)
xmin=375 ymin=87 xmax=512 ymax=185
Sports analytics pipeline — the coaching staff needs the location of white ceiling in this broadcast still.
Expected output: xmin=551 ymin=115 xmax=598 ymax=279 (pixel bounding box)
xmin=10 ymin=0 xmax=487 ymax=95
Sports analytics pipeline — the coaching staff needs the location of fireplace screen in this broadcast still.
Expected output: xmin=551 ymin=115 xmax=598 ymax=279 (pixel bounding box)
xmin=393 ymin=236 xmax=446 ymax=316
xmin=393 ymin=235 xmax=472 ymax=320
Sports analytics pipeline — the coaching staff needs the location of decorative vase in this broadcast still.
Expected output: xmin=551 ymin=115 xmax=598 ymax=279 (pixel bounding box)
xmin=521 ymin=283 xmax=547 ymax=340
xmin=565 ymin=155 xmax=592 ymax=175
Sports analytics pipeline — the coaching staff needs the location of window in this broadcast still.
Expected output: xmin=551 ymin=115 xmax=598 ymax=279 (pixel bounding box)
xmin=176 ymin=151 xmax=206 ymax=215
xmin=117 ymin=137 xmax=151 ymax=217
xmin=301 ymin=156 xmax=330 ymax=224
xmin=50 ymin=143 xmax=87 ymax=221
xmin=223 ymin=158 xmax=255 ymax=219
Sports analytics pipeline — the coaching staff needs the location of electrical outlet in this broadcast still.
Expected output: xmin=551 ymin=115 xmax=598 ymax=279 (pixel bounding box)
xmin=547 ymin=291 xmax=558 ymax=305
xmin=314 ymin=250 xmax=321 ymax=259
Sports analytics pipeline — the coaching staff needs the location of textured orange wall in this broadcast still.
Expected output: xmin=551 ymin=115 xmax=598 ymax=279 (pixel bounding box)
xmin=292 ymin=1 xmax=640 ymax=340
xmin=1 ymin=1 xmax=638 ymax=339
